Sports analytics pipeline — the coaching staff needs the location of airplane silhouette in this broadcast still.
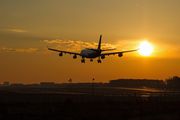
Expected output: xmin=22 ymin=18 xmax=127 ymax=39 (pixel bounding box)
xmin=48 ymin=35 xmax=138 ymax=63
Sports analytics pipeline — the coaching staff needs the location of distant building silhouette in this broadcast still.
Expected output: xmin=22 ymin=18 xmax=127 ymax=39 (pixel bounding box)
xmin=40 ymin=82 xmax=54 ymax=86
xmin=109 ymin=79 xmax=165 ymax=88
xmin=10 ymin=83 xmax=24 ymax=87
xmin=3 ymin=82 xmax=9 ymax=86
xmin=166 ymin=76 xmax=180 ymax=89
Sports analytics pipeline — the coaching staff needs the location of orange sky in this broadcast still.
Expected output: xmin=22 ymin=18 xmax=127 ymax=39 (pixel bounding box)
xmin=0 ymin=0 xmax=180 ymax=84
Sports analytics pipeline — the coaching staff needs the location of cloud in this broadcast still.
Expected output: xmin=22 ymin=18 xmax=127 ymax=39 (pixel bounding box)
xmin=7 ymin=29 xmax=27 ymax=33
xmin=43 ymin=39 xmax=117 ymax=52
xmin=43 ymin=39 xmax=74 ymax=44
xmin=0 ymin=47 xmax=38 ymax=53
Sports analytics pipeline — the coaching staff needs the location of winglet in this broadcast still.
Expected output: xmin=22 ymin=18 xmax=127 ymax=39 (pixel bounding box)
xmin=47 ymin=46 xmax=50 ymax=50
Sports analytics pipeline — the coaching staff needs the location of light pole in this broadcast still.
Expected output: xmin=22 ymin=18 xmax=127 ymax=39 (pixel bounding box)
xmin=92 ymin=78 xmax=94 ymax=94
xmin=68 ymin=79 xmax=72 ymax=83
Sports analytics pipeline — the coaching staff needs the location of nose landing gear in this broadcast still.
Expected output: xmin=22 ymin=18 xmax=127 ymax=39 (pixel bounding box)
xmin=90 ymin=59 xmax=93 ymax=62
xmin=81 ymin=58 xmax=85 ymax=63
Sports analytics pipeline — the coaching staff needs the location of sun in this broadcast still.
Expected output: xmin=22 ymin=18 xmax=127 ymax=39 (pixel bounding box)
xmin=138 ymin=41 xmax=154 ymax=56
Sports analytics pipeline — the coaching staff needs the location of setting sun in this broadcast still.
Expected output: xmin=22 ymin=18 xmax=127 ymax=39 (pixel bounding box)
xmin=138 ymin=41 xmax=154 ymax=56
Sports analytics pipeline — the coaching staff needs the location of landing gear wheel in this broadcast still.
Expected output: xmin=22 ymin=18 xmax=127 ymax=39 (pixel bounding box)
xmin=90 ymin=59 xmax=93 ymax=62
xmin=97 ymin=59 xmax=101 ymax=63
xmin=81 ymin=59 xmax=85 ymax=63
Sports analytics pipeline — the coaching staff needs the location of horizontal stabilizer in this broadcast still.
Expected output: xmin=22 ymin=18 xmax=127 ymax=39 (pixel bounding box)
xmin=101 ymin=48 xmax=116 ymax=51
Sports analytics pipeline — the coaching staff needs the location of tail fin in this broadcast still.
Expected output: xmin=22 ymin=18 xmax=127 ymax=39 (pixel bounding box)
xmin=98 ymin=35 xmax=102 ymax=49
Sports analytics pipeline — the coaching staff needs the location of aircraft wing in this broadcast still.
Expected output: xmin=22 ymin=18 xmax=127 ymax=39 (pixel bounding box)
xmin=48 ymin=47 xmax=82 ymax=56
xmin=100 ymin=49 xmax=138 ymax=56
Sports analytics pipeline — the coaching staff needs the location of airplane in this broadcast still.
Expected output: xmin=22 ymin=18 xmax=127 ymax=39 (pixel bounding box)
xmin=48 ymin=35 xmax=138 ymax=63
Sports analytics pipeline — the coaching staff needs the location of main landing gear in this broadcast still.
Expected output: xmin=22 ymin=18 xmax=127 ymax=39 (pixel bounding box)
xmin=81 ymin=58 xmax=101 ymax=63
xmin=97 ymin=59 xmax=101 ymax=63
xmin=81 ymin=58 xmax=85 ymax=63
xmin=97 ymin=57 xmax=101 ymax=63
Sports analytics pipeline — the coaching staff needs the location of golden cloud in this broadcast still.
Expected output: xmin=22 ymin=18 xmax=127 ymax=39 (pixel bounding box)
xmin=43 ymin=39 xmax=117 ymax=52
xmin=0 ymin=47 xmax=38 ymax=53
xmin=7 ymin=29 xmax=27 ymax=33
xmin=43 ymin=39 xmax=74 ymax=44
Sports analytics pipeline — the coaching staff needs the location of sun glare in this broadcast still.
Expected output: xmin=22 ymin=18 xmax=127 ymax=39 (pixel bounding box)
xmin=138 ymin=41 xmax=154 ymax=56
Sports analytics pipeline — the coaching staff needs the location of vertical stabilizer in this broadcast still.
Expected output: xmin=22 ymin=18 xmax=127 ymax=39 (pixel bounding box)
xmin=98 ymin=35 xmax=102 ymax=49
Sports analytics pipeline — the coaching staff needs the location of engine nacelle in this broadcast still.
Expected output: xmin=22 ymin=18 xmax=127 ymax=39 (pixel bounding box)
xmin=73 ymin=55 xmax=77 ymax=59
xmin=118 ymin=53 xmax=123 ymax=57
xmin=59 ymin=52 xmax=63 ymax=56
xmin=101 ymin=55 xmax=105 ymax=59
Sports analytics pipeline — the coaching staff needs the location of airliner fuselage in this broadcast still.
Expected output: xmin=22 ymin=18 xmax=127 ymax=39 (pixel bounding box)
xmin=80 ymin=49 xmax=101 ymax=58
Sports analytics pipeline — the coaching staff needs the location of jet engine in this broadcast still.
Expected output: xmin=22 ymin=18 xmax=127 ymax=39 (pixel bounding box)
xmin=118 ymin=53 xmax=123 ymax=57
xmin=73 ymin=55 xmax=77 ymax=59
xmin=101 ymin=55 xmax=105 ymax=59
xmin=59 ymin=52 xmax=63 ymax=56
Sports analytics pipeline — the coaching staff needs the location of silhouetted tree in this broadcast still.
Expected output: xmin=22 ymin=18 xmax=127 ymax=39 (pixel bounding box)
xmin=166 ymin=76 xmax=180 ymax=89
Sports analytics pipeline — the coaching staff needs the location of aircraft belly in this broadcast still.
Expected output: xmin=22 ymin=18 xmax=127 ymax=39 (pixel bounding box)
xmin=86 ymin=52 xmax=100 ymax=58
xmin=81 ymin=49 xmax=101 ymax=58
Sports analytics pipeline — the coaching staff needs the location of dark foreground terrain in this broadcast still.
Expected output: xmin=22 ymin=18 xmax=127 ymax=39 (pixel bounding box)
xmin=0 ymin=88 xmax=180 ymax=120
xmin=0 ymin=100 xmax=180 ymax=120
